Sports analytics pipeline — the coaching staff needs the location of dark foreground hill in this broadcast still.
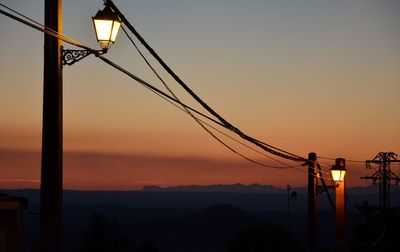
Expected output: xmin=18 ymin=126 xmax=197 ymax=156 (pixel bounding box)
xmin=2 ymin=186 xmax=399 ymax=251
xmin=18 ymin=203 xmax=308 ymax=252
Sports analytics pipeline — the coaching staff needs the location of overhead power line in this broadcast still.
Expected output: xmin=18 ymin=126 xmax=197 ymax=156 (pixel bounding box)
xmin=104 ymin=0 xmax=306 ymax=163
xmin=94 ymin=54 xmax=330 ymax=177
xmin=97 ymin=54 xmax=312 ymax=170
xmin=120 ymin=26 xmax=304 ymax=169
xmin=318 ymin=156 xmax=366 ymax=164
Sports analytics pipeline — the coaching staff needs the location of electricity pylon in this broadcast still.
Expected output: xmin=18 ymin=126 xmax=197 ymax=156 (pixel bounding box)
xmin=361 ymin=152 xmax=400 ymax=210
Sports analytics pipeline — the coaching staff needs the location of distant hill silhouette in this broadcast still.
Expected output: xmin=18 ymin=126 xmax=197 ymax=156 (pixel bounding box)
xmin=142 ymin=183 xmax=282 ymax=193
xmin=2 ymin=184 xmax=399 ymax=212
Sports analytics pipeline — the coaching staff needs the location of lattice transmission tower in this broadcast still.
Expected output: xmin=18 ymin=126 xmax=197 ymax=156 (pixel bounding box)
xmin=361 ymin=152 xmax=400 ymax=210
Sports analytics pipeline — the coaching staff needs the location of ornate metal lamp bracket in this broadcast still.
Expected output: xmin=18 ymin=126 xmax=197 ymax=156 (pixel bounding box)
xmin=61 ymin=47 xmax=104 ymax=66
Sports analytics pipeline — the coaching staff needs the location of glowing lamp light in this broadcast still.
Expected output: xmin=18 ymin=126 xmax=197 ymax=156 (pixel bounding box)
xmin=331 ymin=158 xmax=346 ymax=182
xmin=93 ymin=5 xmax=121 ymax=50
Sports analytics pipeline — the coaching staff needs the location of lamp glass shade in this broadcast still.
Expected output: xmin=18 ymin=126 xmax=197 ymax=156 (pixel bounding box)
xmin=93 ymin=6 xmax=121 ymax=49
xmin=331 ymin=169 xmax=346 ymax=182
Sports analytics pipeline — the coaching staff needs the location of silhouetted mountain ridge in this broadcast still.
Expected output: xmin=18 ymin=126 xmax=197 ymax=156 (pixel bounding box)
xmin=2 ymin=184 xmax=398 ymax=212
xmin=142 ymin=183 xmax=282 ymax=193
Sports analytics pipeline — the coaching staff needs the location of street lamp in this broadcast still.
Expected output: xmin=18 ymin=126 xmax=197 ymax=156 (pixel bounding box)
xmin=331 ymin=158 xmax=346 ymax=183
xmin=92 ymin=5 xmax=122 ymax=51
xmin=331 ymin=158 xmax=347 ymax=252
xmin=61 ymin=4 xmax=122 ymax=66
xmin=40 ymin=2 xmax=122 ymax=252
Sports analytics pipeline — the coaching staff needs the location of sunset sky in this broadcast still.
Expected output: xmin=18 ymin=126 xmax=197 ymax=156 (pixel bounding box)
xmin=0 ymin=0 xmax=399 ymax=190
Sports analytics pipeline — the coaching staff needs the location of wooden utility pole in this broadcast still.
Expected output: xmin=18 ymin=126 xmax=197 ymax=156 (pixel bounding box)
xmin=40 ymin=0 xmax=63 ymax=251
xmin=308 ymin=152 xmax=318 ymax=252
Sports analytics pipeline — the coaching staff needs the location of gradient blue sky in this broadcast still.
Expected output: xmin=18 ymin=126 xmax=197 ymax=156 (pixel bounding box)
xmin=0 ymin=0 xmax=399 ymax=189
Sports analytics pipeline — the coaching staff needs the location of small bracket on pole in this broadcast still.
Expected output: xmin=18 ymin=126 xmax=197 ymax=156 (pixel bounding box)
xmin=61 ymin=47 xmax=105 ymax=66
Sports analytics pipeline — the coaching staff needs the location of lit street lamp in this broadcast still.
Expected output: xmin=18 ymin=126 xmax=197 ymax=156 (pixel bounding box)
xmin=331 ymin=158 xmax=347 ymax=252
xmin=61 ymin=4 xmax=122 ymax=66
xmin=93 ymin=5 xmax=122 ymax=51
xmin=331 ymin=160 xmax=346 ymax=182
xmin=40 ymin=1 xmax=121 ymax=252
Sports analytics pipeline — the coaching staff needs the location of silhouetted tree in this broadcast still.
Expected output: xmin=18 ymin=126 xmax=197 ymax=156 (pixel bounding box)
xmin=74 ymin=213 xmax=159 ymax=252
xmin=227 ymin=222 xmax=304 ymax=252
xmin=74 ymin=213 xmax=135 ymax=252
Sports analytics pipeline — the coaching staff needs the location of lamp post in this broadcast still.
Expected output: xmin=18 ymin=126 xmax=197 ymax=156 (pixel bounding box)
xmin=331 ymin=158 xmax=347 ymax=252
xmin=40 ymin=2 xmax=121 ymax=252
